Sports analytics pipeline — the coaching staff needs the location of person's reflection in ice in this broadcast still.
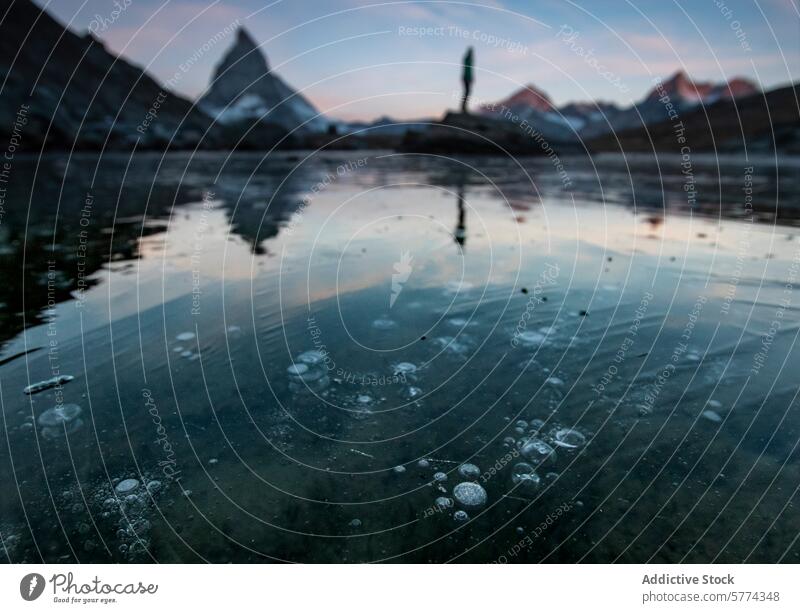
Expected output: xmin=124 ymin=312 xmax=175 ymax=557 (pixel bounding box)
xmin=454 ymin=178 xmax=467 ymax=251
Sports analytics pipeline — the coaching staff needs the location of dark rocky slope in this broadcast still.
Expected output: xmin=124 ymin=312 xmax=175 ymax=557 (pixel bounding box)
xmin=0 ymin=0 xmax=221 ymax=150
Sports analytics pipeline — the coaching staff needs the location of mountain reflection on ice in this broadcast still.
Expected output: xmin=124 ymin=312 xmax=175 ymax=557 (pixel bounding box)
xmin=1 ymin=152 xmax=799 ymax=563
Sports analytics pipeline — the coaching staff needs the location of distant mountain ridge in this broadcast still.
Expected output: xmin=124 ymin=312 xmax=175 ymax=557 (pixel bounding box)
xmin=643 ymin=71 xmax=758 ymax=103
xmin=480 ymin=71 xmax=761 ymax=142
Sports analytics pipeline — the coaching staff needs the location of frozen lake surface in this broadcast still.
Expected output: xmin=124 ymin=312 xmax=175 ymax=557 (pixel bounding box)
xmin=1 ymin=151 xmax=799 ymax=562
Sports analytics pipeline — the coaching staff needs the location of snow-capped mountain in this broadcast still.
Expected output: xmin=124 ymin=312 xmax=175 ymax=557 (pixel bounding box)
xmin=479 ymin=84 xmax=581 ymax=142
xmin=480 ymin=71 xmax=760 ymax=142
xmin=581 ymin=71 xmax=759 ymax=138
xmin=487 ymin=83 xmax=556 ymax=113
xmin=198 ymin=28 xmax=327 ymax=132
xmin=643 ymin=71 xmax=758 ymax=105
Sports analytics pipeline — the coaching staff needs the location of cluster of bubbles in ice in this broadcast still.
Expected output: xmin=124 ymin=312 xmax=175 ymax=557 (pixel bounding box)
xmin=393 ymin=362 xmax=425 ymax=404
xmin=287 ymin=350 xmax=331 ymax=394
xmin=433 ymin=335 xmax=475 ymax=357
xmin=494 ymin=409 xmax=592 ymax=501
xmin=355 ymin=306 xmax=590 ymax=522
xmin=394 ymin=457 xmax=489 ymax=523
xmin=34 ymin=472 xmax=167 ymax=561
xmin=172 ymin=327 xmax=240 ymax=361
xmin=519 ymin=438 xmax=558 ymax=467
xmin=393 ymin=362 xmax=417 ymax=376
xmin=103 ymin=476 xmax=165 ymax=560
xmin=510 ymin=462 xmax=541 ymax=493
xmin=173 ymin=331 xmax=199 ymax=361
xmin=284 ymin=344 xmax=428 ymax=416
xmin=0 ymin=521 xmax=22 ymax=561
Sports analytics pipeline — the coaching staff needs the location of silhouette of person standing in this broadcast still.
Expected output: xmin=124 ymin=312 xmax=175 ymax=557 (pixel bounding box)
xmin=461 ymin=47 xmax=474 ymax=113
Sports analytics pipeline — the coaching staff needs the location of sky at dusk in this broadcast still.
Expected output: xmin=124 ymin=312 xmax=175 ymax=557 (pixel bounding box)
xmin=33 ymin=0 xmax=800 ymax=121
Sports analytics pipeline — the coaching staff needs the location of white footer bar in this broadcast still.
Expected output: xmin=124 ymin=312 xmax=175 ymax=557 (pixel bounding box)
xmin=1 ymin=565 xmax=796 ymax=612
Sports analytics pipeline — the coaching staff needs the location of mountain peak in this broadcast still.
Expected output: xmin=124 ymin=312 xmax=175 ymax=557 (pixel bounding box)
xmin=649 ymin=70 xmax=758 ymax=103
xmin=649 ymin=70 xmax=712 ymax=102
xmin=213 ymin=26 xmax=268 ymax=74
xmin=198 ymin=26 xmax=324 ymax=131
xmin=487 ymin=83 xmax=554 ymax=113
xmin=666 ymin=69 xmax=690 ymax=83
xmin=235 ymin=26 xmax=259 ymax=50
